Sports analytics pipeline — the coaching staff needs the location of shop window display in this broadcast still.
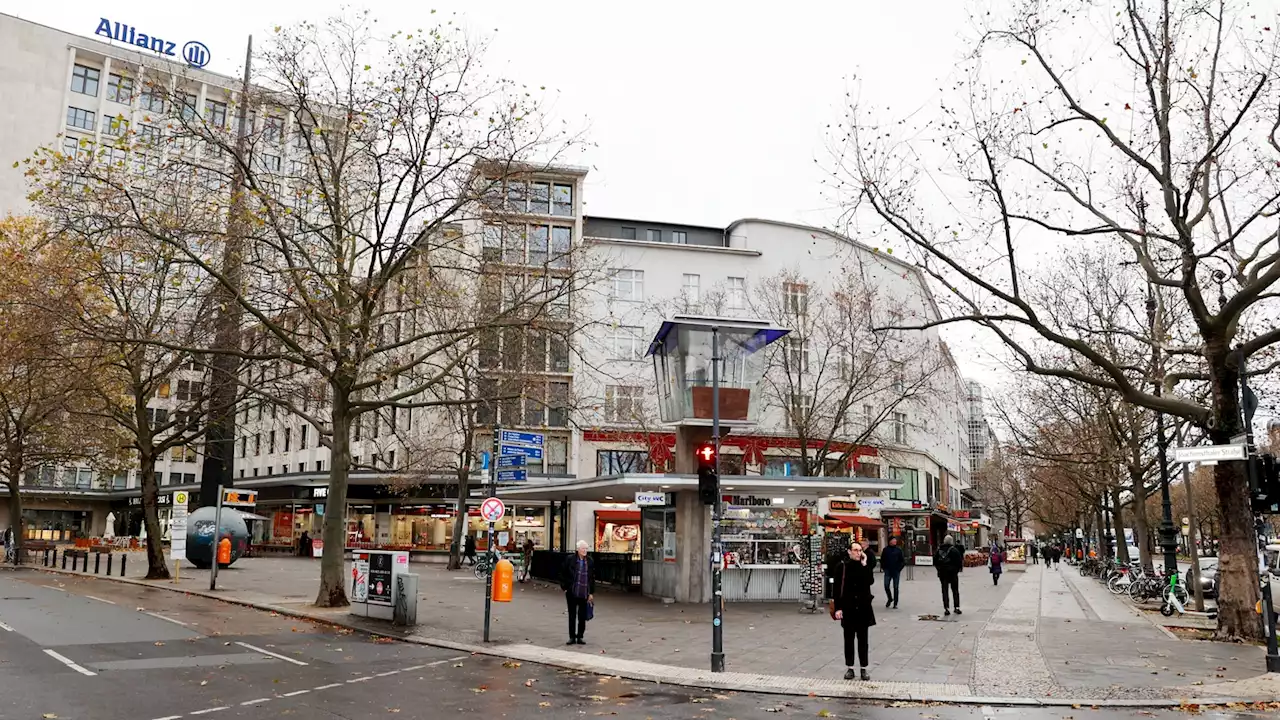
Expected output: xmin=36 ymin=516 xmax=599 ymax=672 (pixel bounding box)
xmin=721 ymin=506 xmax=809 ymax=567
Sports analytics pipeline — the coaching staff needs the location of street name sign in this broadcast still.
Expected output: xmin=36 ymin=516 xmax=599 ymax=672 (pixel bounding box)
xmin=1171 ymin=444 xmax=1247 ymax=464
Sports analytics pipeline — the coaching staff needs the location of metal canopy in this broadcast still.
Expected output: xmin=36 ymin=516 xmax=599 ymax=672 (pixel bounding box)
xmin=645 ymin=314 xmax=791 ymax=358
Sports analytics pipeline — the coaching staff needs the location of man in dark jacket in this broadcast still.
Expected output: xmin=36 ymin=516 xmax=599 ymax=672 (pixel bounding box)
xmin=880 ymin=536 xmax=906 ymax=608
xmin=934 ymin=535 xmax=964 ymax=616
xmin=559 ymin=540 xmax=595 ymax=645
xmin=831 ymin=541 xmax=876 ymax=681
xmin=1029 ymin=543 xmax=1039 ymax=565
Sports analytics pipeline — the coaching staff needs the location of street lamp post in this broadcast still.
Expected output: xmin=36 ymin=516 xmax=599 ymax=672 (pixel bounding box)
xmin=1147 ymin=288 xmax=1180 ymax=576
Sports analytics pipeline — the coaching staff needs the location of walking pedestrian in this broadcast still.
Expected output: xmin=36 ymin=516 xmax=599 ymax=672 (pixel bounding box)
xmin=934 ymin=535 xmax=964 ymax=616
xmin=464 ymin=533 xmax=477 ymax=566
xmin=559 ymin=540 xmax=595 ymax=645
xmin=989 ymin=543 xmax=1006 ymax=586
xmin=1029 ymin=543 xmax=1039 ymax=565
xmin=2 ymin=525 xmax=12 ymax=564
xmin=519 ymin=538 xmax=535 ymax=583
xmin=880 ymin=536 xmax=905 ymax=608
xmin=830 ymin=540 xmax=876 ymax=681
xmin=298 ymin=530 xmax=311 ymax=558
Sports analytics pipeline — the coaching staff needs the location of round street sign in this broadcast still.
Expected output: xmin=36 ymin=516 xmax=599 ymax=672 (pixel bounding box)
xmin=480 ymin=497 xmax=506 ymax=523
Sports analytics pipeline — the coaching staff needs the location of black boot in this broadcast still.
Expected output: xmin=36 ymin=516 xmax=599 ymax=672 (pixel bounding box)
xmin=861 ymin=668 xmax=870 ymax=681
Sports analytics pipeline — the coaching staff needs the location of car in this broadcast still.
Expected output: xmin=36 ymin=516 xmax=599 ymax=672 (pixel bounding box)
xmin=1195 ymin=557 xmax=1217 ymax=598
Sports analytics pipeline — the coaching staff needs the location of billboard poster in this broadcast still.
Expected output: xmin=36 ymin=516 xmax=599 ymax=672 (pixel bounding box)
xmin=368 ymin=552 xmax=393 ymax=606
xmin=352 ymin=555 xmax=369 ymax=603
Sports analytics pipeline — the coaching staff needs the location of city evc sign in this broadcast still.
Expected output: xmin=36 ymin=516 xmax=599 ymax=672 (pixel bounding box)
xmin=94 ymin=18 xmax=210 ymax=68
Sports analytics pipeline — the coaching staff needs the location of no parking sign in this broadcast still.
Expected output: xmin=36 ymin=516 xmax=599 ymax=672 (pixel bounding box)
xmin=480 ymin=497 xmax=506 ymax=523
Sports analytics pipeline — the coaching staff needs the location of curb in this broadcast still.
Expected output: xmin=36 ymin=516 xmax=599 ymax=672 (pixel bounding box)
xmin=22 ymin=565 xmax=1279 ymax=708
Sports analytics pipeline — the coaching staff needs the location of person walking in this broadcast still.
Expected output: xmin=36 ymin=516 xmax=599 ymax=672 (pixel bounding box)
xmin=934 ymin=535 xmax=964 ymax=616
xmin=880 ymin=536 xmax=905 ymax=608
xmin=519 ymin=538 xmax=535 ymax=583
xmin=1029 ymin=543 xmax=1039 ymax=565
xmin=830 ymin=540 xmax=876 ymax=681
xmin=989 ymin=543 xmax=1006 ymax=586
xmin=559 ymin=540 xmax=595 ymax=645
xmin=298 ymin=530 xmax=311 ymax=558
xmin=464 ymin=533 xmax=477 ymax=566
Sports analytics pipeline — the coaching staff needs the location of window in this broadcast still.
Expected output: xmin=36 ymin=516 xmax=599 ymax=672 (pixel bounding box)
xmin=505 ymin=180 xmax=526 ymax=211
xmin=168 ymin=472 xmax=182 ymax=486
xmin=605 ymin=385 xmax=643 ymax=423
xmin=682 ymin=274 xmax=700 ymax=307
xmin=524 ymin=387 xmax=545 ymax=426
xmin=146 ymin=407 xmax=169 ymax=428
xmin=175 ymin=379 xmax=204 ymax=402
xmin=892 ymin=411 xmax=908 ymax=444
xmin=783 ymin=281 xmax=809 ymax=316
xmin=785 ymin=336 xmax=810 ymax=373
xmin=892 ymin=362 xmax=905 ymax=393
xmin=139 ymin=90 xmax=165 ymax=114
xmin=529 ymin=181 xmax=550 ymax=213
xmin=607 ymin=325 xmax=645 ymax=362
xmin=620 ymin=226 xmax=637 ymax=240
xmin=853 ymin=461 xmax=881 ymax=479
xmin=284 ymin=427 xmax=291 ymax=452
xmin=66 ymin=106 xmax=95 ymax=131
xmin=254 ymin=433 xmax=261 ymax=456
xmin=547 ymin=437 xmax=569 ymax=473
xmin=102 ymin=114 xmax=129 ymax=137
xmin=549 ymin=335 xmax=570 ymax=372
xmin=206 ymin=99 xmax=227 ymax=128
xmin=239 ymin=437 xmax=246 ymax=458
xmin=316 ymin=460 xmax=324 ymax=472
xmin=889 ymin=466 xmax=919 ymax=501
xmin=264 ymin=115 xmax=283 ymax=143
xmin=672 ymin=231 xmax=687 ymax=244
xmin=263 ymin=154 xmax=281 ymax=172
xmin=550 ymin=226 xmax=571 ymax=268
xmin=138 ymin=124 xmax=162 ymax=145
xmin=597 ymin=450 xmax=650 ymax=475
xmin=71 ymin=64 xmax=100 ymax=96
xmin=726 ymin=277 xmax=746 ymax=309
xmin=179 ymin=92 xmax=198 ymax=121
xmin=646 ymin=229 xmax=662 ymax=242
xmin=611 ymin=269 xmax=643 ymax=302
xmin=107 ymin=73 xmax=133 ymax=103
xmin=528 ymin=225 xmax=549 ymax=266
xmin=552 ymin=184 xmax=573 ymax=216
xmin=482 ymin=224 xmax=503 ymax=262
xmin=62 ymin=136 xmax=93 ymax=159
xmin=548 ymin=382 xmax=569 ymax=427
xmin=504 ymin=224 xmax=526 ymax=264
xmin=763 ymin=457 xmax=798 ymax=477
xmin=787 ymin=393 xmax=811 ymax=429
xmin=268 ymin=430 xmax=276 ymax=454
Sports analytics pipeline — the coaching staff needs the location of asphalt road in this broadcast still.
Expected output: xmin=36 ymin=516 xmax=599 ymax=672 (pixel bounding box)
xmin=0 ymin=568 xmax=1276 ymax=720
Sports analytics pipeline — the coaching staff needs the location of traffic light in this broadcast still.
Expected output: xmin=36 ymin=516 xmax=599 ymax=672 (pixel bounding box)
xmin=696 ymin=443 xmax=718 ymax=506
xmin=1253 ymin=453 xmax=1280 ymax=513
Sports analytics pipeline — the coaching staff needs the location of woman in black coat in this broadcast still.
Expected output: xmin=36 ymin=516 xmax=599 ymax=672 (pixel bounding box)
xmin=830 ymin=541 xmax=877 ymax=680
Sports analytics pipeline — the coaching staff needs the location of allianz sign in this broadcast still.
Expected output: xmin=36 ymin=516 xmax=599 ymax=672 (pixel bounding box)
xmin=94 ymin=19 xmax=211 ymax=69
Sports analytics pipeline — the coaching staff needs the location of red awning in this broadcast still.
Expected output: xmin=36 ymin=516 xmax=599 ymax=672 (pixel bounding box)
xmin=825 ymin=513 xmax=884 ymax=529
xmin=594 ymin=510 xmax=640 ymax=524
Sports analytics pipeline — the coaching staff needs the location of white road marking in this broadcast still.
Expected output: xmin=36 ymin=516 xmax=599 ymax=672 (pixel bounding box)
xmin=0 ymin=620 xmax=14 ymax=632
xmin=282 ymin=690 xmax=310 ymax=697
xmin=151 ymin=716 xmax=183 ymax=720
xmin=347 ymin=675 xmax=372 ymax=683
xmin=373 ymin=669 xmax=400 ymax=677
xmin=313 ymin=683 xmax=343 ymax=691
xmin=84 ymin=595 xmax=116 ymax=605
xmin=240 ymin=698 xmax=272 ymax=706
xmin=143 ymin=612 xmax=189 ymax=626
xmin=43 ymin=649 xmax=96 ymax=676
xmin=234 ymin=641 xmax=309 ymax=666
xmin=43 ymin=586 xmax=65 ymax=592
xmin=189 ymin=707 xmax=229 ymax=715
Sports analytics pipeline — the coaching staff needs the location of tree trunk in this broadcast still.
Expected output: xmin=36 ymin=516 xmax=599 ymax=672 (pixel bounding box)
xmin=315 ymin=391 xmax=351 ymax=608
xmin=1131 ymin=472 xmax=1152 ymax=570
xmin=1112 ymin=488 xmax=1130 ymax=565
xmin=6 ymin=475 xmax=22 ymax=565
xmin=448 ymin=465 xmax=470 ymax=571
xmin=139 ymin=453 xmax=170 ymax=579
xmin=1211 ymin=458 xmax=1262 ymax=641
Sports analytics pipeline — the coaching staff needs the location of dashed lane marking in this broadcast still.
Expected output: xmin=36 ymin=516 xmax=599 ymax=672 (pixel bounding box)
xmin=0 ymin=620 xmax=13 ymax=632
xmin=313 ymin=683 xmax=343 ymax=691
xmin=188 ymin=707 xmax=229 ymax=715
xmin=143 ymin=612 xmax=189 ymax=627
xmin=43 ymin=648 xmax=96 ymax=676
xmin=84 ymin=595 xmax=116 ymax=605
xmin=43 ymin=586 xmax=65 ymax=592
xmin=239 ymin=698 xmax=271 ymax=706
xmin=281 ymin=690 xmax=310 ymax=697
xmin=234 ymin=641 xmax=309 ymax=666
xmin=151 ymin=716 xmax=182 ymax=720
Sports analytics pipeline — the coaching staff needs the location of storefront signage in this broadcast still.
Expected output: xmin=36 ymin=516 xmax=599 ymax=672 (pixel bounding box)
xmin=94 ymin=19 xmax=211 ymax=68
xmin=311 ymin=538 xmax=323 ymax=558
xmin=312 ymin=487 xmax=328 ymax=499
xmin=829 ymin=500 xmax=861 ymax=513
xmin=635 ymin=491 xmax=667 ymax=507
xmin=128 ymin=494 xmax=172 ymax=506
xmin=953 ymin=510 xmax=971 ymax=519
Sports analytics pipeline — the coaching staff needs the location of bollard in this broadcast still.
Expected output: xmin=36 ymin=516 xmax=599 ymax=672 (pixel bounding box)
xmin=42 ymin=548 xmax=48 ymax=567
xmin=120 ymin=554 xmax=126 ymax=577
xmin=94 ymin=553 xmax=101 ymax=575
xmin=61 ymin=551 xmax=67 ymax=570
xmin=52 ymin=548 xmax=57 ymax=568
xmin=106 ymin=553 xmax=113 ymax=576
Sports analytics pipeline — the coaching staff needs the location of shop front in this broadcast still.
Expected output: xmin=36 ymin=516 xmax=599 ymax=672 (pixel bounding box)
xmin=720 ymin=493 xmax=818 ymax=602
xmin=121 ymin=494 xmax=172 ymax=541
xmin=594 ymin=509 xmax=640 ymax=555
xmin=881 ymin=500 xmax=955 ymax=565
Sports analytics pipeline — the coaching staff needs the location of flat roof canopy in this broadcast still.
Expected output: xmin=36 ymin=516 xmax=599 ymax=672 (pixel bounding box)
xmin=490 ymin=474 xmax=899 ymax=503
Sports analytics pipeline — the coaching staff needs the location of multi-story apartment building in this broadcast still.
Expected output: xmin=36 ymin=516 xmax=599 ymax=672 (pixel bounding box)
xmin=0 ymin=13 xmax=980 ymax=556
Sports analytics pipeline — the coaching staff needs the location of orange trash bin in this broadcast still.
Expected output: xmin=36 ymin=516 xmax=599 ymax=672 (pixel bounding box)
xmin=492 ymin=558 xmax=514 ymax=602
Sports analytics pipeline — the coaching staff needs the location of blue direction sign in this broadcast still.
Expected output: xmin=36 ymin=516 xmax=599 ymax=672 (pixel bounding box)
xmin=480 ymin=451 xmax=490 ymax=470
xmin=497 ymin=454 xmax=526 ymax=468
xmin=499 ymin=430 xmax=544 ymax=447
xmin=500 ymin=444 xmax=543 ymax=460
xmin=497 ymin=468 xmax=528 ymax=483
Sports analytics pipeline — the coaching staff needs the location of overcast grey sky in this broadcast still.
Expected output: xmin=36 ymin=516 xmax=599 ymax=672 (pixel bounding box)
xmin=3 ymin=1 xmax=1010 ymax=384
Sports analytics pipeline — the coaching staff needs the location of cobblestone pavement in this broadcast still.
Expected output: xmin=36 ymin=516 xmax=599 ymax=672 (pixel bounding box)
xmin=33 ymin=552 xmax=1274 ymax=701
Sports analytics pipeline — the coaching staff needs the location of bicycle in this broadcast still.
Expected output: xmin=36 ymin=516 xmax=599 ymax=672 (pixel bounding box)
xmin=474 ymin=550 xmax=502 ymax=580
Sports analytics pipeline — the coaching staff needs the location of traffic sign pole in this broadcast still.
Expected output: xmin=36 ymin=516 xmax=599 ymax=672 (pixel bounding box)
xmin=210 ymin=485 xmax=224 ymax=591
xmin=484 ymin=426 xmax=500 ymax=643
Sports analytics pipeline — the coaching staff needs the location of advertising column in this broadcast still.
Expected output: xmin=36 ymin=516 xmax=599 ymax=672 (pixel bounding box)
xmin=170 ymin=491 xmax=189 ymax=579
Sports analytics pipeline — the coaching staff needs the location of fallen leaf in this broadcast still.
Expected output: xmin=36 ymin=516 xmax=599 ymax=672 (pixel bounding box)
xmin=200 ymin=680 xmax=208 ymax=686
xmin=502 ymin=660 xmax=522 ymax=669
xmin=471 ymin=686 xmax=488 ymax=694
xmin=524 ymin=679 xmax=535 ymax=688
xmin=539 ymin=702 xmax=552 ymax=708
xmin=452 ymin=663 xmax=464 ymax=668
xmin=42 ymin=715 xmax=58 ymax=719
xmin=818 ymin=711 xmax=831 ymax=718
xmin=154 ymin=642 xmax=165 ymax=646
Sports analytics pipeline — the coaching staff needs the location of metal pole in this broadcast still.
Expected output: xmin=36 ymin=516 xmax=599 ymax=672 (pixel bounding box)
xmin=483 ymin=426 xmax=500 ymax=643
xmin=1103 ymin=496 xmax=1113 ymax=560
xmin=1182 ymin=460 xmax=1205 ymax=611
xmin=711 ymin=328 xmax=724 ymax=673
xmin=209 ymin=486 xmax=223 ymax=591
xmin=1147 ymin=285 xmax=1179 ymax=575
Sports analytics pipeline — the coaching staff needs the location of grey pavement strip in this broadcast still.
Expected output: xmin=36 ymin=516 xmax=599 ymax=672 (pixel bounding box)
xmin=28 ymin=564 xmax=1280 ymax=707
xmin=87 ymin=652 xmax=280 ymax=671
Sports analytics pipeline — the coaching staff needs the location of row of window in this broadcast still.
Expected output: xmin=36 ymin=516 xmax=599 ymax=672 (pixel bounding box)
xmin=239 ymin=424 xmax=312 ymax=457
xmin=482 ymin=223 xmax=573 ymax=268
xmin=474 ymin=379 xmax=571 ymax=428
xmin=478 ymin=327 xmax=571 ymax=373
xmin=595 ymin=449 xmax=886 ymax=479
xmin=610 ymin=269 xmax=747 ymax=308
xmin=618 ymin=227 xmax=688 ymax=244
xmin=494 ymin=180 xmax=574 ymax=217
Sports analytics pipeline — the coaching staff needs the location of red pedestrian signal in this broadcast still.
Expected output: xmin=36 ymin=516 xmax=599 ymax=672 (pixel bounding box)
xmin=696 ymin=444 xmax=716 ymax=466
xmin=696 ymin=443 xmax=718 ymax=505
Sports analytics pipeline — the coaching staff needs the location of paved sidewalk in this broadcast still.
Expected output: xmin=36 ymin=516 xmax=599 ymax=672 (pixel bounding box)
xmin=28 ymin=552 xmax=1279 ymax=704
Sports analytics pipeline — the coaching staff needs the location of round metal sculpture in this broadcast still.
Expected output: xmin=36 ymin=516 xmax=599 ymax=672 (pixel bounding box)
xmin=184 ymin=506 xmax=250 ymax=568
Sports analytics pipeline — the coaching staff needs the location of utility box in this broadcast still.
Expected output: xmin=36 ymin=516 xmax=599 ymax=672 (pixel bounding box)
xmin=349 ymin=550 xmax=410 ymax=621
xmin=394 ymin=573 xmax=418 ymax=626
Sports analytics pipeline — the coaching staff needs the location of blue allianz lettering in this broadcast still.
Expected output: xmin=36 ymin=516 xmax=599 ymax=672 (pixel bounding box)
xmin=94 ymin=18 xmax=209 ymax=68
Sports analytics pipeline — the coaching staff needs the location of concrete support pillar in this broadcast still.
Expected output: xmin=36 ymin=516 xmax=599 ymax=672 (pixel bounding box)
xmin=673 ymin=425 xmax=713 ymax=604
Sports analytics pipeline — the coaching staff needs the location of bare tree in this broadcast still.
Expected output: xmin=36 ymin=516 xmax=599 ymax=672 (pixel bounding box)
xmin=747 ymin=268 xmax=947 ymax=476
xmin=830 ymin=0 xmax=1280 ymax=640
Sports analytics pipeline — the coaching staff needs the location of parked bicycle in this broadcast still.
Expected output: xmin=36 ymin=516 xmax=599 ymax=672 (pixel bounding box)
xmin=473 ymin=549 xmax=503 ymax=580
